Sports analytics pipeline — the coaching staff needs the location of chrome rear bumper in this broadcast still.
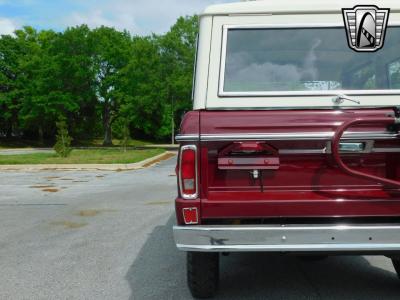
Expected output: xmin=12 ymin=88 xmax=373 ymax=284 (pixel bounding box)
xmin=173 ymin=224 xmax=400 ymax=252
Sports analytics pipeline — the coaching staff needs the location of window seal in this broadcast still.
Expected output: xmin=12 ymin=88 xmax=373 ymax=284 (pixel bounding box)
xmin=218 ymin=23 xmax=400 ymax=98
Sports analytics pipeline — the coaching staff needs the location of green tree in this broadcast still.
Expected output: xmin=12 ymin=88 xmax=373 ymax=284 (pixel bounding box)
xmin=54 ymin=117 xmax=72 ymax=157
xmin=117 ymin=16 xmax=199 ymax=142
xmin=89 ymin=27 xmax=131 ymax=146
xmin=16 ymin=27 xmax=79 ymax=143
xmin=0 ymin=33 xmax=24 ymax=138
xmin=159 ymin=16 xmax=199 ymax=140
xmin=117 ymin=35 xmax=164 ymax=140
xmin=52 ymin=25 xmax=99 ymax=140
xmin=0 ymin=16 xmax=200 ymax=145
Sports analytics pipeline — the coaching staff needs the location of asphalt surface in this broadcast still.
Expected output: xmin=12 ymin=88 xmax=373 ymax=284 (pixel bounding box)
xmin=1 ymin=157 xmax=400 ymax=299
xmin=0 ymin=148 xmax=55 ymax=155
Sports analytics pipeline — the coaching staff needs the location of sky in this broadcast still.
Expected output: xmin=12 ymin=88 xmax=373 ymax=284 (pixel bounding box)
xmin=0 ymin=0 xmax=232 ymax=35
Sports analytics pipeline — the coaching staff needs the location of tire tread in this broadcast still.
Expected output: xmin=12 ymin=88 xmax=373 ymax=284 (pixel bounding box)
xmin=187 ymin=252 xmax=219 ymax=298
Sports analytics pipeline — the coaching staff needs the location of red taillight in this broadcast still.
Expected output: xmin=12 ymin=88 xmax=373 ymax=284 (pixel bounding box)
xmin=179 ymin=145 xmax=198 ymax=199
xmin=182 ymin=207 xmax=199 ymax=224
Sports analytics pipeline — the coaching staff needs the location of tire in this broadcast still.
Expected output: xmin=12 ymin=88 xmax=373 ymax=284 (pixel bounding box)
xmin=187 ymin=252 xmax=219 ymax=299
xmin=392 ymin=258 xmax=400 ymax=279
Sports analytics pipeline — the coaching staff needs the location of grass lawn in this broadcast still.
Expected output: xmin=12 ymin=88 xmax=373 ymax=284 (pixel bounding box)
xmin=0 ymin=149 xmax=165 ymax=165
xmin=75 ymin=138 xmax=155 ymax=147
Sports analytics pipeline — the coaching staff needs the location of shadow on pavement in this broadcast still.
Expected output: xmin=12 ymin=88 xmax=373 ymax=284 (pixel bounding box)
xmin=126 ymin=216 xmax=400 ymax=300
xmin=126 ymin=216 xmax=191 ymax=300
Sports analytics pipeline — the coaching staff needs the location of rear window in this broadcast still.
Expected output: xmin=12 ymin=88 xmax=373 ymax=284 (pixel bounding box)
xmin=220 ymin=26 xmax=400 ymax=95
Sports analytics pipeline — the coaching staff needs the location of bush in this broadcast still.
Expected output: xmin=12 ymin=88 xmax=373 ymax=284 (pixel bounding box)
xmin=54 ymin=118 xmax=73 ymax=157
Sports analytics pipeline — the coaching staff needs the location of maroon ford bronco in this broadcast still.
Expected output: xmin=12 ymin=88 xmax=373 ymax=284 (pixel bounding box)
xmin=173 ymin=0 xmax=400 ymax=298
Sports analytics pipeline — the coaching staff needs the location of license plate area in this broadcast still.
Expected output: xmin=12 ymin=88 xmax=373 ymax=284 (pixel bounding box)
xmin=217 ymin=142 xmax=280 ymax=170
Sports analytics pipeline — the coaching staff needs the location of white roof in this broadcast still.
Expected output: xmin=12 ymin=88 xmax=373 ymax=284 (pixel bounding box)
xmin=203 ymin=0 xmax=400 ymax=16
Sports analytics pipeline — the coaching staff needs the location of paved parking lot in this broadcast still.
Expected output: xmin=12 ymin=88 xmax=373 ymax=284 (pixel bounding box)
xmin=0 ymin=148 xmax=55 ymax=155
xmin=1 ymin=157 xmax=400 ymax=299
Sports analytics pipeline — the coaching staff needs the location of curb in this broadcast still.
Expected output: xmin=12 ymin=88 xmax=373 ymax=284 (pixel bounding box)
xmin=0 ymin=151 xmax=177 ymax=172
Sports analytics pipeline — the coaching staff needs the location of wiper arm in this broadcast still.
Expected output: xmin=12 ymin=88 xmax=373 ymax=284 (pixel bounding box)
xmin=332 ymin=94 xmax=361 ymax=105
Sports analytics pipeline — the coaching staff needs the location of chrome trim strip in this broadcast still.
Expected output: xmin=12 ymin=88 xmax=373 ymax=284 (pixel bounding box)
xmin=219 ymin=25 xmax=228 ymax=96
xmin=225 ymin=23 xmax=345 ymax=29
xmin=176 ymin=133 xmax=400 ymax=153
xmin=280 ymin=148 xmax=327 ymax=154
xmin=218 ymin=24 xmax=400 ymax=98
xmin=220 ymin=90 xmax=400 ymax=97
xmin=174 ymin=224 xmax=400 ymax=252
xmin=280 ymin=147 xmax=400 ymax=155
xmin=203 ymin=106 xmax=400 ymax=111
xmin=373 ymin=148 xmax=400 ymax=153
xmin=200 ymin=132 xmax=399 ymax=141
xmin=175 ymin=134 xmax=199 ymax=142
xmin=178 ymin=145 xmax=198 ymax=200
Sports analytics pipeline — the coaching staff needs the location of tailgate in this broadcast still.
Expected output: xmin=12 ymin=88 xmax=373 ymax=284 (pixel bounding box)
xmin=199 ymin=109 xmax=400 ymax=220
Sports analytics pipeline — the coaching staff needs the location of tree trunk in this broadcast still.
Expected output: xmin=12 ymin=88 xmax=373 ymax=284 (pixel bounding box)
xmin=171 ymin=113 xmax=175 ymax=145
xmin=5 ymin=123 xmax=12 ymax=139
xmin=103 ymin=123 xmax=112 ymax=146
xmin=102 ymin=103 xmax=113 ymax=146
xmin=171 ymin=96 xmax=175 ymax=145
xmin=38 ymin=125 xmax=44 ymax=146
